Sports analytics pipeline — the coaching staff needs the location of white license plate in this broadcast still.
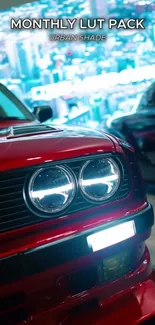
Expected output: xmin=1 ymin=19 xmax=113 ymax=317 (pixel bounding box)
xmin=87 ymin=221 xmax=136 ymax=252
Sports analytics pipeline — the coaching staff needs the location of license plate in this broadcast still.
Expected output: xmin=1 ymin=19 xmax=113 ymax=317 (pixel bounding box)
xmin=87 ymin=221 xmax=136 ymax=252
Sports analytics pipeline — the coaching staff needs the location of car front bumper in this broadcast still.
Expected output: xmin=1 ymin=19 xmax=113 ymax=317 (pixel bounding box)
xmin=1 ymin=204 xmax=154 ymax=325
xmin=65 ymin=274 xmax=155 ymax=325
xmin=17 ymin=269 xmax=155 ymax=325
xmin=62 ymin=276 xmax=155 ymax=325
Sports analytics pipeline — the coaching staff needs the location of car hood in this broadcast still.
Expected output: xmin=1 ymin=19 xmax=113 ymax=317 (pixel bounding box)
xmin=0 ymin=124 xmax=116 ymax=171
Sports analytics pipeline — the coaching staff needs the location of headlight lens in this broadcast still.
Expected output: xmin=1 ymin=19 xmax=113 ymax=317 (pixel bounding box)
xmin=79 ymin=158 xmax=120 ymax=201
xmin=28 ymin=166 xmax=76 ymax=215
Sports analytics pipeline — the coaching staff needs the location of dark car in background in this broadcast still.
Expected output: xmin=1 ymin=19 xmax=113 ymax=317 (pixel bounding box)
xmin=107 ymin=110 xmax=155 ymax=154
xmin=137 ymin=81 xmax=155 ymax=112
xmin=105 ymin=79 xmax=155 ymax=184
xmin=106 ymin=110 xmax=155 ymax=182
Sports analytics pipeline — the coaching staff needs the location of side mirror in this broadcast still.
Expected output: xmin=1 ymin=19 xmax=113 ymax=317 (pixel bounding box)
xmin=33 ymin=106 xmax=53 ymax=123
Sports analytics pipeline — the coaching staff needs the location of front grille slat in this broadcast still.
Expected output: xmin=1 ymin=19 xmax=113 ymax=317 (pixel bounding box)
xmin=0 ymin=177 xmax=25 ymax=185
xmin=0 ymin=199 xmax=24 ymax=210
xmin=0 ymin=210 xmax=29 ymax=222
xmin=0 ymin=155 xmax=130 ymax=233
xmin=0 ymin=204 xmax=26 ymax=213
xmin=0 ymin=217 xmax=38 ymax=233
xmin=0 ymin=186 xmax=23 ymax=197
xmin=0 ymin=183 xmax=24 ymax=189
xmin=0 ymin=215 xmax=32 ymax=225
xmin=0 ymin=191 xmax=22 ymax=200
xmin=0 ymin=172 xmax=27 ymax=181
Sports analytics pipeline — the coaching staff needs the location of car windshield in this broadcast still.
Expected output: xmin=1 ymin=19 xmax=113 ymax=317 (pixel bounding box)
xmin=0 ymin=85 xmax=34 ymax=122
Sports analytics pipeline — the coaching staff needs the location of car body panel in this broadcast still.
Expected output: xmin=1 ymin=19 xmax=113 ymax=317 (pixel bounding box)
xmin=0 ymin=125 xmax=116 ymax=171
xmin=17 ymin=279 xmax=155 ymax=325
xmin=0 ymin=201 xmax=148 ymax=259
xmin=16 ymin=263 xmax=155 ymax=325
xmin=0 ymin=204 xmax=154 ymax=324
xmin=0 ymin=84 xmax=155 ymax=325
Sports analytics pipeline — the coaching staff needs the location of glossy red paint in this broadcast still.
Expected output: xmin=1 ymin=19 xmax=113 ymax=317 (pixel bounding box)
xmin=43 ymin=277 xmax=155 ymax=325
xmin=0 ymin=125 xmax=144 ymax=249
xmin=16 ymin=256 xmax=155 ymax=325
xmin=102 ymin=132 xmax=127 ymax=153
xmin=0 ymin=200 xmax=147 ymax=259
xmin=0 ymin=107 xmax=155 ymax=325
xmin=17 ymin=278 xmax=155 ymax=325
xmin=0 ymin=232 xmax=151 ymax=297
xmin=0 ymin=127 xmax=117 ymax=172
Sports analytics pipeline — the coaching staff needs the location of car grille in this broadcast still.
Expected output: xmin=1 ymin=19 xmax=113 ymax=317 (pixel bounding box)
xmin=0 ymin=154 xmax=130 ymax=233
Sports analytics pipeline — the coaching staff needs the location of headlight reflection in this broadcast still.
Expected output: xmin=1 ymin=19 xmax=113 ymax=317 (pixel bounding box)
xmin=27 ymin=157 xmax=121 ymax=217
xmin=28 ymin=166 xmax=76 ymax=215
xmin=79 ymin=158 xmax=120 ymax=202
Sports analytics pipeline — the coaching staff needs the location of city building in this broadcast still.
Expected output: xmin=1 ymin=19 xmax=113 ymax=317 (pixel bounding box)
xmin=89 ymin=0 xmax=108 ymax=16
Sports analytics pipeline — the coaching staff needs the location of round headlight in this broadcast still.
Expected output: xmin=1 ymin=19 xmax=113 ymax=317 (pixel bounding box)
xmin=79 ymin=158 xmax=120 ymax=202
xmin=28 ymin=166 xmax=76 ymax=215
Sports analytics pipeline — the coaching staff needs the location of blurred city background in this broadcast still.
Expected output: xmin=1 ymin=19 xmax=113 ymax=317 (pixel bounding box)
xmin=0 ymin=0 xmax=155 ymax=127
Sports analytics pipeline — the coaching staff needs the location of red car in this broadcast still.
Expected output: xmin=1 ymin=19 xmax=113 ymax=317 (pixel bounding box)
xmin=0 ymin=83 xmax=155 ymax=325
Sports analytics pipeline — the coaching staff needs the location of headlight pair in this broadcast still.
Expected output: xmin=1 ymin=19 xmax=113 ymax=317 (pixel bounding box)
xmin=27 ymin=158 xmax=120 ymax=217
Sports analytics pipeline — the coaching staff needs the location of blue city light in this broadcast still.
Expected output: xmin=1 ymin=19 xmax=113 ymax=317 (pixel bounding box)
xmin=0 ymin=0 xmax=155 ymax=128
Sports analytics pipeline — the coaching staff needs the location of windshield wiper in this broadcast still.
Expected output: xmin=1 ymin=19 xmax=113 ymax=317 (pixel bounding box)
xmin=0 ymin=117 xmax=30 ymax=121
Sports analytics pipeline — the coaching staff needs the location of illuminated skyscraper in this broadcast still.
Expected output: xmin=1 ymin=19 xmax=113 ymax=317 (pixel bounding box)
xmin=89 ymin=0 xmax=108 ymax=16
xmin=41 ymin=70 xmax=53 ymax=85
xmin=5 ymin=37 xmax=18 ymax=72
xmin=0 ymin=64 xmax=10 ymax=79
xmin=15 ymin=38 xmax=34 ymax=79
xmin=5 ymin=34 xmax=34 ymax=79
